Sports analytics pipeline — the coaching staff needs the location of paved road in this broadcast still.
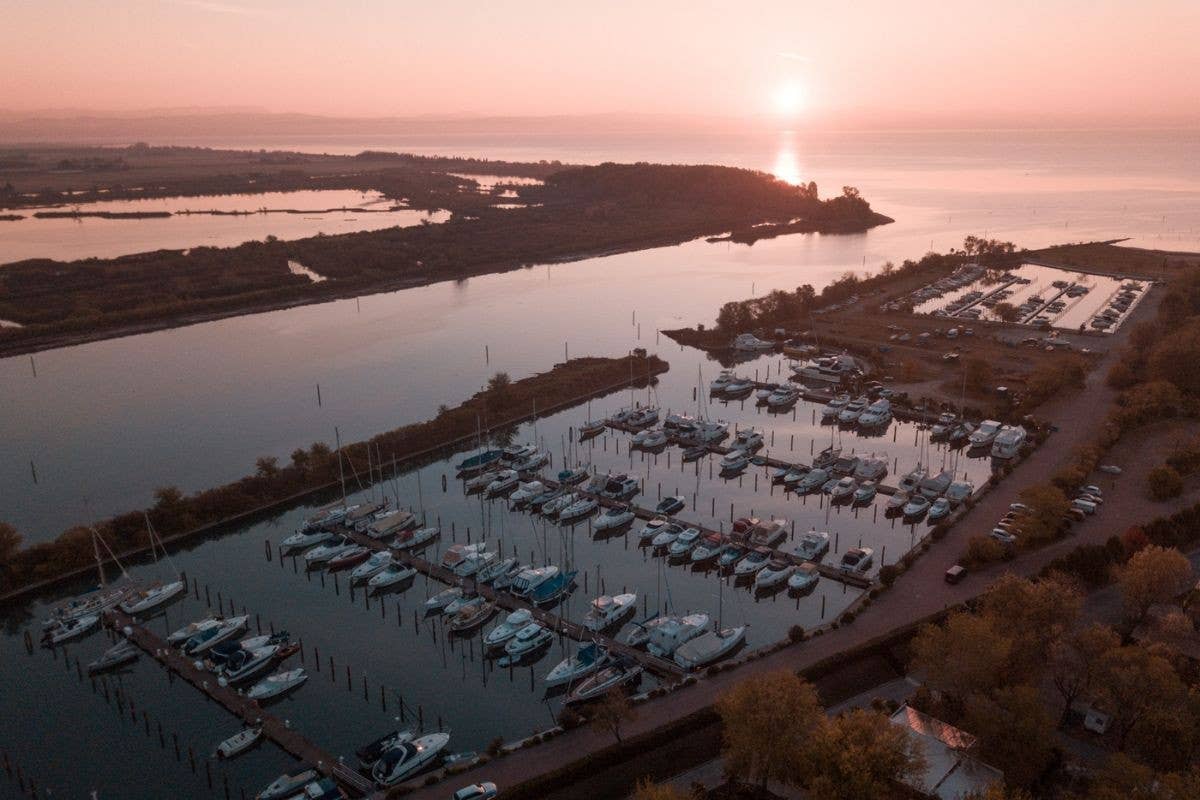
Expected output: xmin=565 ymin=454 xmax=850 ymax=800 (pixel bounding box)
xmin=405 ymin=289 xmax=1167 ymax=800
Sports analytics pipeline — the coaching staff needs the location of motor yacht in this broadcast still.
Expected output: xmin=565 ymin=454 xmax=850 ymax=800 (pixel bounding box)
xmin=837 ymin=396 xmax=869 ymax=424
xmin=599 ymin=474 xmax=641 ymax=500
xmin=499 ymin=622 xmax=553 ymax=664
xmin=328 ymin=545 xmax=372 ymax=572
xmin=120 ymin=580 xmax=186 ymax=616
xmin=223 ymin=644 xmax=282 ymax=685
xmin=852 ymin=481 xmax=877 ymax=505
xmin=858 ymin=399 xmax=892 ymax=427
xmin=247 ymin=668 xmax=307 ymax=702
xmin=650 ymin=522 xmax=685 ymax=549
xmin=673 ymin=625 xmax=746 ymax=670
xmin=991 ymin=425 xmax=1027 ymax=459
xmin=968 ymin=420 xmax=1003 ymax=448
xmin=733 ymin=428 xmax=764 ymax=451
xmin=638 ymin=516 xmax=669 ymax=541
xmin=545 ymin=642 xmax=609 ymax=686
xmin=733 ymin=547 xmax=772 ymax=578
xmin=302 ymin=535 xmax=356 ymax=567
xmin=723 ymin=378 xmax=755 ymax=399
xmin=691 ymin=532 xmax=727 ymax=563
xmin=792 ymin=356 xmax=858 ymax=384
xmin=820 ymin=393 xmax=851 ymax=418
xmin=655 ymin=495 xmax=686 ymax=516
xmin=709 ymin=371 xmax=736 ymax=393
xmin=794 ymin=530 xmax=830 ymax=561
xmin=667 ymin=527 xmax=703 ymax=558
xmin=594 ymin=504 xmax=635 ymax=531
xmin=583 ymin=593 xmax=637 ymax=631
xmin=168 ymin=616 xmax=222 ymax=646
xmin=484 ymin=609 xmax=534 ymax=649
xmin=508 ymin=480 xmax=546 ymax=508
xmin=796 ymin=468 xmax=829 ymax=494
xmin=486 ymin=469 xmax=520 ymax=495
xmin=510 ymin=566 xmax=560 ymax=599
xmin=756 ymin=383 xmax=781 ymax=404
xmin=390 ymin=525 xmax=439 ymax=550
xmin=373 ymin=732 xmax=451 ymax=786
xmin=733 ymin=332 xmax=775 ymax=351
xmin=838 ymin=547 xmax=874 ymax=575
xmin=754 ymin=558 xmax=795 ymax=590
xmin=184 ymin=616 xmax=248 ymax=655
xmin=903 ymin=494 xmax=931 ymax=519
xmin=565 ymin=658 xmax=643 ymax=704
xmin=719 ymin=450 xmax=749 ymax=473
xmin=748 ymin=519 xmax=787 ymax=548
xmin=767 ymin=386 xmax=801 ymax=408
xmin=647 ymin=613 xmax=711 ymax=658
xmin=357 ymin=730 xmax=415 ymax=771
xmin=830 ymin=476 xmax=857 ymax=502
xmin=351 ymin=552 xmax=393 ymax=584
xmin=928 ymin=497 xmax=952 ymax=522
xmin=787 ymin=563 xmax=820 ymax=593
xmin=559 ymin=496 xmax=599 ymax=522
xmin=368 ymin=563 xmax=417 ymax=592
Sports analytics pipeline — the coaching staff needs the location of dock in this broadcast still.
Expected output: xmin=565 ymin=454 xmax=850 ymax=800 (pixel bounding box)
xmin=105 ymin=608 xmax=375 ymax=797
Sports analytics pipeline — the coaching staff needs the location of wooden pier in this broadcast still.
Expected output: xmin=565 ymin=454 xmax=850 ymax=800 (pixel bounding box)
xmin=105 ymin=608 xmax=375 ymax=797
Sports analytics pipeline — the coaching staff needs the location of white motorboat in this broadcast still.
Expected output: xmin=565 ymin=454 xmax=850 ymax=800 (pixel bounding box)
xmin=820 ymin=392 xmax=851 ymax=417
xmin=733 ymin=428 xmax=764 ymax=451
xmin=854 ymin=458 xmax=888 ymax=482
xmin=594 ymin=505 xmax=635 ymax=531
xmin=691 ymin=532 xmax=728 ymax=563
xmin=280 ymin=528 xmax=334 ymax=552
xmin=991 ymin=425 xmax=1027 ymax=459
xmin=303 ymin=536 xmax=355 ymax=567
xmin=668 ymin=527 xmax=703 ymax=558
xmin=638 ymin=516 xmax=669 ymax=540
xmin=449 ymin=598 xmax=497 ymax=632
xmin=477 ymin=556 xmax=519 ymax=583
xmin=168 ymin=616 xmax=222 ymax=646
xmin=559 ymin=496 xmax=599 ymax=522
xmin=583 ymin=593 xmax=637 ymax=631
xmin=464 ymin=470 xmax=499 ymax=492
xmin=513 ymin=450 xmax=550 ymax=472
xmin=120 ymin=580 xmax=186 ymax=616
xmin=830 ymin=476 xmax=857 ymax=501
xmin=837 ymin=396 xmax=869 ymax=424
xmin=357 ymin=729 xmax=416 ymax=770
xmin=796 ymin=468 xmax=829 ymax=493
xmin=748 ymin=519 xmax=787 ymax=548
xmin=247 ymin=668 xmax=307 ymax=701
xmin=87 ymin=640 xmax=139 ymax=674
xmin=650 ymin=522 xmax=684 ymax=548
xmin=501 ymin=443 xmax=538 ymax=464
xmin=368 ymin=563 xmax=418 ymax=592
xmin=787 ymin=563 xmax=820 ymax=592
xmin=858 ymin=398 xmax=892 ymax=427
xmin=441 ymin=542 xmax=486 ymax=571
xmin=217 ymin=727 xmax=263 ymax=759
xmin=453 ymin=550 xmax=497 ymax=578
xmin=968 ymin=419 xmax=1003 ymax=448
xmin=930 ymin=412 xmax=957 ymax=438
xmin=490 ymin=561 xmax=528 ymax=590
xmin=499 ymin=622 xmax=553 ymax=664
xmin=756 ymin=384 xmax=781 ymax=403
xmin=256 ymin=767 xmax=319 ymax=800
xmin=945 ymin=480 xmax=974 ymax=507
xmin=508 ymin=480 xmax=546 ymax=508
xmin=627 ymin=406 xmax=660 ymax=428
xmin=366 ymin=510 xmax=417 ymax=540
xmin=793 ymin=356 xmax=858 ymax=384
xmin=673 ymin=625 xmax=746 ymax=670
xmin=754 ymin=559 xmax=795 ymax=590
xmin=373 ymin=732 xmax=451 ymax=786
xmin=838 ymin=547 xmax=874 ymax=575
xmin=510 ymin=565 xmax=560 ymax=598
xmin=634 ymin=428 xmax=668 ymax=449
xmin=541 ymin=491 xmax=577 ymax=518
xmin=351 ymin=551 xmax=393 ymax=583
xmin=767 ymin=386 xmax=801 ymax=407
xmin=223 ymin=644 xmax=282 ymax=684
xmin=903 ymin=494 xmax=931 ymax=519
xmin=390 ymin=525 xmax=440 ymax=550
xmin=486 ymin=469 xmax=520 ymax=495
xmin=723 ymin=378 xmax=755 ymax=398
xmin=484 ymin=609 xmax=534 ymax=649
xmin=425 ymin=587 xmax=463 ymax=612
xmin=852 ymin=481 xmax=877 ymax=505
xmin=184 ymin=616 xmax=248 ymax=654
xmin=928 ymin=497 xmax=952 ymax=521
xmin=733 ymin=547 xmax=772 ymax=577
xmin=794 ymin=530 xmax=830 ymax=561
xmin=647 ymin=613 xmax=711 ymax=658
xmin=709 ymin=370 xmax=736 ymax=392
xmin=732 ymin=332 xmax=775 ymax=351
xmin=565 ymin=657 xmax=644 ymax=704
xmin=719 ymin=450 xmax=749 ymax=472
xmin=545 ymin=642 xmax=609 ymax=686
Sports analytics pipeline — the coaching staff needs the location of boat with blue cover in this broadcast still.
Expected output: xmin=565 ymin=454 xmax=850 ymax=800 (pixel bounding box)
xmin=456 ymin=450 xmax=504 ymax=476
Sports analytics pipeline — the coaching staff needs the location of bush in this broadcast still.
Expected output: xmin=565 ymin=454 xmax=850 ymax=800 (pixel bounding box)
xmin=486 ymin=736 xmax=505 ymax=756
xmin=963 ymin=534 xmax=1006 ymax=567
xmin=878 ymin=564 xmax=900 ymax=586
xmin=1148 ymin=465 xmax=1184 ymax=501
xmin=788 ymin=625 xmax=806 ymax=642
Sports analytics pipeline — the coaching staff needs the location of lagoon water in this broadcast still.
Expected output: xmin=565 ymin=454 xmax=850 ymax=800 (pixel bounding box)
xmin=2 ymin=127 xmax=1199 ymax=798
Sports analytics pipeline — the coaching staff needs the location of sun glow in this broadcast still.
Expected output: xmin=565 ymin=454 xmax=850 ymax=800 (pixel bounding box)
xmin=771 ymin=82 xmax=807 ymax=117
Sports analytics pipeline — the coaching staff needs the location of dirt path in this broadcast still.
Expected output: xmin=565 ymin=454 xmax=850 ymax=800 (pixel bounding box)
xmin=403 ymin=288 xmax=1168 ymax=800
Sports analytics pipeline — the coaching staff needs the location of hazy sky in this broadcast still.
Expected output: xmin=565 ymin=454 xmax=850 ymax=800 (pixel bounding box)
xmin=3 ymin=0 xmax=1199 ymax=125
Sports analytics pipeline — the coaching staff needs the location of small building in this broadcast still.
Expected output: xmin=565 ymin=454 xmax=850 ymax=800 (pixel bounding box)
xmin=889 ymin=705 xmax=1003 ymax=800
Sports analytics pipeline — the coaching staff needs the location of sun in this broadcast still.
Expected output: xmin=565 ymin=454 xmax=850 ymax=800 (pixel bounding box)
xmin=771 ymin=82 xmax=806 ymax=117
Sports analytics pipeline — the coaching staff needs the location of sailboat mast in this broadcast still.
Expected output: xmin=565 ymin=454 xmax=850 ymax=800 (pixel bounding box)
xmin=92 ymin=528 xmax=107 ymax=588
xmin=334 ymin=426 xmax=347 ymax=507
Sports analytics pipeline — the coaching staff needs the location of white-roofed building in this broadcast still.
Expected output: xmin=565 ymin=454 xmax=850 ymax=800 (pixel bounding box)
xmin=889 ymin=705 xmax=1003 ymax=800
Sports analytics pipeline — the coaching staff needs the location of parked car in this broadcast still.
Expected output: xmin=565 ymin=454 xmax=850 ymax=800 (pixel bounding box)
xmin=453 ymin=783 xmax=498 ymax=800
xmin=990 ymin=528 xmax=1018 ymax=545
xmin=945 ymin=565 xmax=967 ymax=584
xmin=1071 ymin=499 xmax=1097 ymax=515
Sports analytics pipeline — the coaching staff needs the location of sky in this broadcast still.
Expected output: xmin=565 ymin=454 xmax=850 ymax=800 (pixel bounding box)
xmin=2 ymin=0 xmax=1199 ymax=127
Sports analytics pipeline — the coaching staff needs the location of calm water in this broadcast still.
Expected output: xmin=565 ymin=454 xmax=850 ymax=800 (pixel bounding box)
xmin=0 ymin=189 xmax=448 ymax=264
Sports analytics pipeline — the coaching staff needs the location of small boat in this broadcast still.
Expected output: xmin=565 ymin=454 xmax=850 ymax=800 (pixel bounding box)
xmin=673 ymin=626 xmax=746 ymax=670
xmin=565 ymin=657 xmax=644 ymax=704
xmin=647 ymin=613 xmax=711 ymax=658
xmin=796 ymin=468 xmax=829 ymax=493
xmin=733 ymin=547 xmax=771 ymax=578
xmin=304 ymin=536 xmax=355 ymax=567
xmin=681 ymin=446 xmax=708 ymax=462
xmin=723 ymin=379 xmax=755 ymax=398
xmin=854 ymin=458 xmax=888 ymax=482
xmin=486 ymin=469 xmax=520 ymax=495
xmin=783 ymin=467 xmax=807 ymax=485
xmin=453 ymin=550 xmax=497 ymax=578
xmin=748 ymin=519 xmax=787 ymax=548
xmin=490 ymin=561 xmax=527 ymax=590
xmin=223 ymin=644 xmax=283 ymax=684
xmin=837 ymin=396 xmax=869 ymax=424
xmin=691 ymin=532 xmax=727 ymax=563
xmin=119 ymin=579 xmax=186 ymax=616
xmin=464 ymin=470 xmax=499 ymax=492
xmin=529 ymin=485 xmax=565 ymax=512
xmin=787 ymin=563 xmax=820 ymax=592
xmin=968 ymin=420 xmax=1003 ymax=448
xmin=559 ymin=496 xmax=599 ymax=522
xmin=184 ymin=616 xmax=249 ymax=655
xmin=852 ymin=481 xmax=878 ymax=505
xmin=477 ymin=556 xmax=519 ymax=584
xmin=366 ymin=510 xmax=417 ymax=540
xmin=541 ymin=492 xmax=577 ymax=518
xmin=441 ymin=542 xmax=485 ymax=571
xmin=508 ymin=480 xmax=546 ymax=508
xmin=390 ymin=525 xmax=440 ymax=551
xmin=820 ymin=477 xmax=840 ymax=494
xmin=628 ymin=406 xmax=660 ymax=428
xmin=599 ymin=474 xmax=640 ymax=500
xmin=510 ymin=565 xmax=560 ymax=598
xmin=632 ymin=427 xmax=665 ymax=447
xmin=949 ymin=421 xmax=975 ymax=445
xmin=754 ymin=559 xmax=795 ymax=590
xmin=897 ymin=467 xmax=927 ymax=494
xmin=820 ymin=393 xmax=851 ymax=418
xmin=668 ymin=527 xmax=703 ymax=558
xmin=927 ymin=497 xmax=952 ymax=522
xmin=813 ymin=445 xmax=841 ymax=469
xmin=709 ymin=371 xmax=736 ymax=392
xmin=281 ymin=528 xmax=334 ymax=552
xmin=256 ymin=767 xmax=319 ymax=800
xmin=579 ymin=419 xmax=607 ymax=438
xmin=217 ymin=727 xmax=263 ymax=759
xmin=930 ymin=412 xmax=957 ymax=439
xmin=594 ymin=504 xmax=635 ymax=531
xmin=650 ymin=522 xmax=684 ymax=549
xmin=357 ymin=729 xmax=415 ymax=771
xmin=513 ymin=450 xmax=550 ymax=472
xmin=886 ymin=491 xmax=910 ymax=514
xmin=456 ymin=449 xmax=504 ymax=476
xmin=499 ymin=623 xmax=553 ymax=664
xmin=449 ymin=598 xmax=497 ymax=632
xmin=838 ymin=547 xmax=874 ymax=575
xmin=484 ymin=609 xmax=534 ymax=649
xmin=545 ymin=642 xmax=610 ymax=686
xmin=945 ymin=480 xmax=974 ymax=507
xmin=903 ymin=494 xmax=931 ymax=520
xmin=655 ymin=495 xmax=687 ymax=516
xmin=351 ymin=551 xmax=393 ymax=584
xmin=247 ymin=668 xmax=308 ymax=702
xmin=638 ymin=516 xmax=669 ymax=541
xmin=830 ymin=476 xmax=857 ymax=502
xmin=732 ymin=428 xmax=764 ymax=451
xmin=424 ymin=586 xmax=463 ymax=612
xmin=556 ymin=467 xmax=590 ymax=486
xmin=373 ymin=732 xmax=451 ymax=786
xmin=87 ymin=640 xmax=139 ymax=674
xmin=327 ymin=545 xmax=371 ymax=571
xmin=168 ymin=616 xmax=223 ymax=646
xmin=756 ymin=383 xmax=781 ymax=403
xmin=369 ymin=563 xmax=418 ymax=592
xmin=718 ymin=544 xmax=746 ymax=568
xmin=918 ymin=470 xmax=953 ymax=500
xmin=530 ymin=570 xmax=577 ymax=604
xmin=734 ymin=332 xmax=775 ymax=351
xmin=719 ymin=450 xmax=749 ymax=473
xmin=583 ymin=593 xmax=637 ymax=631
xmin=794 ymin=530 xmax=830 ymax=561
xmin=767 ymin=386 xmax=801 ymax=408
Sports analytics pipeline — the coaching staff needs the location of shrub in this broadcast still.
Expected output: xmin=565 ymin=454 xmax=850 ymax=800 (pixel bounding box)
xmin=486 ymin=736 xmax=505 ymax=756
xmin=878 ymin=564 xmax=900 ymax=586
xmin=1148 ymin=465 xmax=1184 ymax=501
xmin=788 ymin=624 xmax=806 ymax=642
xmin=963 ymin=534 xmax=1006 ymax=567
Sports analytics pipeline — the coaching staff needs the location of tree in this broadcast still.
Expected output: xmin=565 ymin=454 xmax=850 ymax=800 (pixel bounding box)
xmin=1095 ymin=644 xmax=1185 ymax=750
xmin=910 ymin=612 xmax=1015 ymax=708
xmin=631 ymin=779 xmax=693 ymax=800
xmin=716 ymin=301 xmax=754 ymax=333
xmin=993 ymin=302 xmax=1021 ymax=323
xmin=591 ymin=689 xmax=636 ymax=744
xmin=1128 ymin=686 xmax=1200 ymax=773
xmin=1148 ymin=465 xmax=1184 ymax=500
xmin=1047 ymin=623 xmax=1120 ymax=727
xmin=1149 ymin=319 xmax=1200 ymax=395
xmin=963 ymin=686 xmax=1057 ymax=787
xmin=0 ymin=522 xmax=21 ymax=562
xmin=255 ymin=456 xmax=280 ymax=478
xmin=1118 ymin=546 xmax=1194 ymax=627
xmin=980 ymin=573 xmax=1081 ymax=669
xmin=715 ymin=670 xmax=824 ymax=789
xmin=803 ymin=709 xmax=926 ymax=800
xmin=1015 ymin=484 xmax=1070 ymax=545
xmin=964 ymin=357 xmax=994 ymax=392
